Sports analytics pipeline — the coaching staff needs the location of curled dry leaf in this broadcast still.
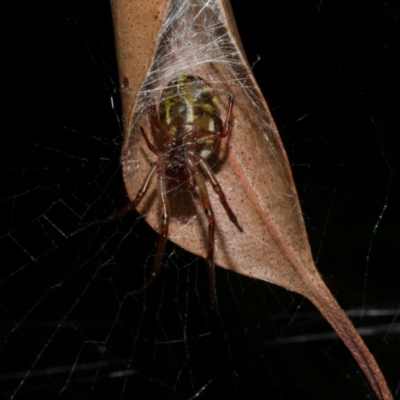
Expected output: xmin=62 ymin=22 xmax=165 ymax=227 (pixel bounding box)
xmin=110 ymin=0 xmax=392 ymax=398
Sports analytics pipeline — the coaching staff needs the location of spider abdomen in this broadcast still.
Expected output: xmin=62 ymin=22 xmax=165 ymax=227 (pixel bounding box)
xmin=159 ymin=75 xmax=223 ymax=160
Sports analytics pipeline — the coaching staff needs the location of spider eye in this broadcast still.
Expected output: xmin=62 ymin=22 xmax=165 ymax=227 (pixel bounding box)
xmin=166 ymin=165 xmax=185 ymax=178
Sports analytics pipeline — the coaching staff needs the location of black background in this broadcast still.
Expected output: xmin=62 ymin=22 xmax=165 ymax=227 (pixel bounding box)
xmin=1 ymin=0 xmax=399 ymax=399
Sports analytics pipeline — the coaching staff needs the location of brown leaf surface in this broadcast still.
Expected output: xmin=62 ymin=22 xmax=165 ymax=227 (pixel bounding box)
xmin=110 ymin=0 xmax=392 ymax=398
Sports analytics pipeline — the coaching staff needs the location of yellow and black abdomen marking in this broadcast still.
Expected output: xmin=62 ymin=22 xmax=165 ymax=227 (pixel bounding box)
xmin=159 ymin=75 xmax=222 ymax=160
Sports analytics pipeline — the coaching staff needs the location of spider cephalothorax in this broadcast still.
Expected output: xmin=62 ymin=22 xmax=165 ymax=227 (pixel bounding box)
xmin=88 ymin=75 xmax=242 ymax=308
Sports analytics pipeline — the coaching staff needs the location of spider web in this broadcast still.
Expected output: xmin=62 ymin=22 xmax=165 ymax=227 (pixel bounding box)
xmin=1 ymin=0 xmax=399 ymax=399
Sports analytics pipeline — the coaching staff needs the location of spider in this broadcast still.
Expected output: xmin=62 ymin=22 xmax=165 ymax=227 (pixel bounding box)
xmin=87 ymin=75 xmax=242 ymax=308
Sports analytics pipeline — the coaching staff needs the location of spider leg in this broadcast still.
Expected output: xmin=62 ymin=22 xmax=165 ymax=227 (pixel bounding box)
xmin=186 ymin=158 xmax=217 ymax=309
xmin=140 ymin=126 xmax=161 ymax=155
xmin=130 ymin=164 xmax=170 ymax=295
xmin=81 ymin=165 xmax=157 ymax=226
xmin=188 ymin=132 xmax=217 ymax=145
xmin=150 ymin=105 xmax=171 ymax=142
xmin=220 ymin=94 xmax=234 ymax=138
xmin=197 ymin=157 xmax=243 ymax=232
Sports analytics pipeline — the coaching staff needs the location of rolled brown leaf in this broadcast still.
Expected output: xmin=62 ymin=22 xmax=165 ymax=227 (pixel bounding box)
xmin=110 ymin=0 xmax=392 ymax=398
